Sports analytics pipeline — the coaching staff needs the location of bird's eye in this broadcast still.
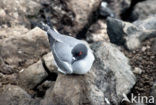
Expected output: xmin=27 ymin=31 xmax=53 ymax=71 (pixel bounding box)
xmin=78 ymin=51 xmax=82 ymax=56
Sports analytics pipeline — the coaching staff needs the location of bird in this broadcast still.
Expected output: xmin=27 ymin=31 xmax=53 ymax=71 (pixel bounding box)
xmin=38 ymin=22 xmax=95 ymax=74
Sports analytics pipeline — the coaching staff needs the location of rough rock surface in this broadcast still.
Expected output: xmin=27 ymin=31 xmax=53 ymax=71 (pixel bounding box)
xmin=64 ymin=0 xmax=101 ymax=35
xmin=107 ymin=16 xmax=156 ymax=50
xmin=86 ymin=19 xmax=109 ymax=43
xmin=0 ymin=0 xmax=100 ymax=37
xmin=0 ymin=25 xmax=29 ymax=39
xmin=28 ymin=0 xmax=101 ymax=37
xmin=0 ymin=85 xmax=39 ymax=105
xmin=0 ymin=27 xmax=49 ymax=74
xmin=133 ymin=15 xmax=156 ymax=30
xmin=18 ymin=60 xmax=48 ymax=89
xmin=0 ymin=0 xmax=42 ymax=27
xmin=41 ymin=41 xmax=136 ymax=105
xmin=134 ymin=0 xmax=156 ymax=20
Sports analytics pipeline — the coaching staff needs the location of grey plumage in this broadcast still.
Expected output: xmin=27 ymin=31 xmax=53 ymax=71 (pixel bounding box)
xmin=39 ymin=23 xmax=95 ymax=74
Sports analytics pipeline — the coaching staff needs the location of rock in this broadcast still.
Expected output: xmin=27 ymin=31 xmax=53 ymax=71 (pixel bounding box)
xmin=42 ymin=52 xmax=57 ymax=73
xmin=86 ymin=20 xmax=109 ymax=43
xmin=0 ymin=84 xmax=39 ymax=105
xmin=99 ymin=2 xmax=115 ymax=18
xmin=134 ymin=0 xmax=156 ymax=20
xmin=141 ymin=46 xmax=147 ymax=52
xmin=41 ymin=41 xmax=136 ymax=105
xmin=134 ymin=15 xmax=156 ymax=30
xmin=107 ymin=17 xmax=127 ymax=45
xmin=0 ymin=27 xmax=49 ymax=72
xmin=18 ymin=60 xmax=48 ymax=89
xmin=150 ymin=81 xmax=156 ymax=105
xmin=151 ymin=38 xmax=156 ymax=54
xmin=133 ymin=67 xmax=142 ymax=74
xmin=107 ymin=17 xmax=156 ymax=50
xmin=40 ymin=75 xmax=84 ymax=105
xmin=64 ymin=0 xmax=101 ymax=36
xmin=0 ymin=57 xmax=16 ymax=74
xmin=0 ymin=25 xmax=29 ymax=39
xmin=29 ymin=0 xmax=101 ymax=37
xmin=91 ymin=42 xmax=136 ymax=100
xmin=0 ymin=0 xmax=42 ymax=26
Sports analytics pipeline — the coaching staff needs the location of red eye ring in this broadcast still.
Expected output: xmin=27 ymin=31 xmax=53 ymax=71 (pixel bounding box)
xmin=79 ymin=51 xmax=82 ymax=56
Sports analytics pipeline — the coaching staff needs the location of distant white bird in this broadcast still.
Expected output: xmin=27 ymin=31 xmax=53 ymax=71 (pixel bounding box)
xmin=39 ymin=23 xmax=95 ymax=74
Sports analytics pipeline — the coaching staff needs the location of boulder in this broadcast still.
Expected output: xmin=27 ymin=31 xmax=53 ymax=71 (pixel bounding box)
xmin=18 ymin=60 xmax=48 ymax=89
xmin=134 ymin=0 xmax=156 ymax=20
xmin=41 ymin=41 xmax=136 ymax=105
xmin=86 ymin=20 xmax=109 ymax=43
xmin=0 ymin=27 xmax=50 ymax=73
xmin=107 ymin=17 xmax=156 ymax=50
xmin=0 ymin=0 xmax=42 ymax=26
xmin=134 ymin=15 xmax=156 ymax=30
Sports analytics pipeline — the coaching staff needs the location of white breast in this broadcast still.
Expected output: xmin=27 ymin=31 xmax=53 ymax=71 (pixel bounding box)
xmin=72 ymin=50 xmax=95 ymax=74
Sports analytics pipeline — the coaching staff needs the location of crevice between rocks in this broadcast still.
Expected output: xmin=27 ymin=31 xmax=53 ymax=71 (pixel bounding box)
xmin=76 ymin=7 xmax=100 ymax=39
xmin=32 ymin=58 xmax=58 ymax=98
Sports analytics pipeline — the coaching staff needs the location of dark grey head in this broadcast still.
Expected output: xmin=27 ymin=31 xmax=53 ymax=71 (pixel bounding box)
xmin=72 ymin=44 xmax=88 ymax=62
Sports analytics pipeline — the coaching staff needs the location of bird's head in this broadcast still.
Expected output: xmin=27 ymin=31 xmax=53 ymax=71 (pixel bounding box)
xmin=71 ymin=43 xmax=88 ymax=63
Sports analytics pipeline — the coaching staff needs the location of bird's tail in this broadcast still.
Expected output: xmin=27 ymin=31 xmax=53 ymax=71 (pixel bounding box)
xmin=38 ymin=21 xmax=53 ymax=32
xmin=37 ymin=22 xmax=62 ymax=43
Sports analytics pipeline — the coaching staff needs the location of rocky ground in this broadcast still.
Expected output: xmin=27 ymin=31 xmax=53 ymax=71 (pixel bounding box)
xmin=0 ymin=0 xmax=156 ymax=105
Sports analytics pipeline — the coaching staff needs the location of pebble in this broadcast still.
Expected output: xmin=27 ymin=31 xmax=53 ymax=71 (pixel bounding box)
xmin=133 ymin=67 xmax=142 ymax=74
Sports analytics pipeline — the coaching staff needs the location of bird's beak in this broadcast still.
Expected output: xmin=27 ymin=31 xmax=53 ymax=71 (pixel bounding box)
xmin=72 ymin=57 xmax=76 ymax=64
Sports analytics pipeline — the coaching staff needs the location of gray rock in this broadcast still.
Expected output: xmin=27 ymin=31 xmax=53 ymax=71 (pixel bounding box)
xmin=86 ymin=20 xmax=109 ymax=43
xmin=106 ymin=17 xmax=126 ymax=45
xmin=0 ymin=84 xmax=40 ymax=105
xmin=18 ymin=60 xmax=48 ymax=89
xmin=91 ymin=42 xmax=136 ymax=100
xmin=107 ymin=17 xmax=156 ymax=50
xmin=134 ymin=15 xmax=156 ymax=30
xmin=41 ymin=41 xmax=136 ymax=105
xmin=0 ymin=0 xmax=42 ymax=26
xmin=134 ymin=0 xmax=156 ymax=20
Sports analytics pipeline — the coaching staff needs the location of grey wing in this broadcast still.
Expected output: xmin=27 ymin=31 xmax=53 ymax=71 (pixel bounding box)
xmin=52 ymin=41 xmax=73 ymax=74
xmin=47 ymin=28 xmax=63 ymax=43
xmin=59 ymin=34 xmax=81 ymax=47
